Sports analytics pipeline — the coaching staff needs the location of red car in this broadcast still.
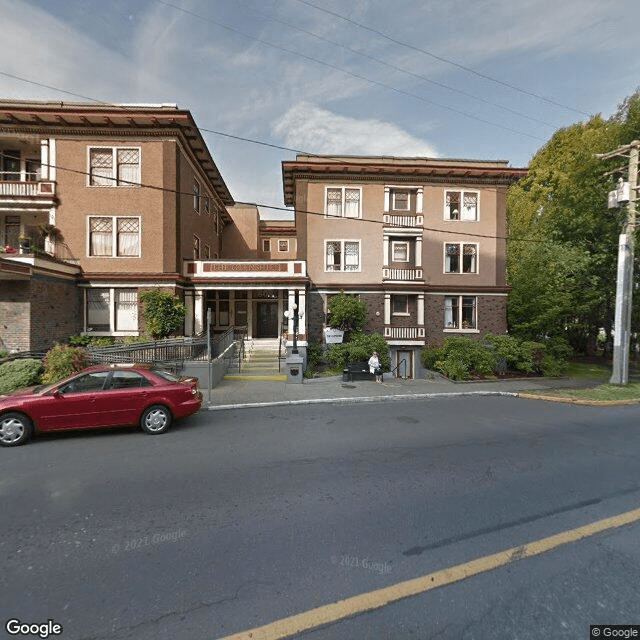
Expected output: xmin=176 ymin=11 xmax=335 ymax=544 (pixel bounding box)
xmin=0 ymin=364 xmax=203 ymax=446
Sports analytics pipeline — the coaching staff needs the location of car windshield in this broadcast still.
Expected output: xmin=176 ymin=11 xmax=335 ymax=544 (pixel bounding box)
xmin=151 ymin=369 xmax=181 ymax=383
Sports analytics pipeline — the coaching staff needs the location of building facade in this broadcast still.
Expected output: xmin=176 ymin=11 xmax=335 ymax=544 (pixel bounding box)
xmin=1 ymin=101 xmax=526 ymax=379
xmin=0 ymin=100 xmax=234 ymax=351
xmin=281 ymin=155 xmax=527 ymax=377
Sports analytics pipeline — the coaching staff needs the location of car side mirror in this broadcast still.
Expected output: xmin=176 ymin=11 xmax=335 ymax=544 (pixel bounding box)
xmin=51 ymin=389 xmax=61 ymax=398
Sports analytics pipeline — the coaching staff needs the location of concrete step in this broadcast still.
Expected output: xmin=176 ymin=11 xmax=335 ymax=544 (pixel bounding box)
xmin=224 ymin=373 xmax=287 ymax=381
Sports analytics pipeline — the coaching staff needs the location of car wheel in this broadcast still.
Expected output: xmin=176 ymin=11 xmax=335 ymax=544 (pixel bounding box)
xmin=140 ymin=405 xmax=172 ymax=435
xmin=0 ymin=413 xmax=34 ymax=447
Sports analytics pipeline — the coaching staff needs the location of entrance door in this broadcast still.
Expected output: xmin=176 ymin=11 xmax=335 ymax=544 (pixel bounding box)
xmin=257 ymin=302 xmax=278 ymax=338
xmin=396 ymin=350 xmax=413 ymax=379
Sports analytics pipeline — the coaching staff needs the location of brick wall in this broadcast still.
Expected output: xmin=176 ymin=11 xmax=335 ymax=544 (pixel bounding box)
xmin=0 ymin=276 xmax=82 ymax=353
xmin=425 ymin=294 xmax=507 ymax=346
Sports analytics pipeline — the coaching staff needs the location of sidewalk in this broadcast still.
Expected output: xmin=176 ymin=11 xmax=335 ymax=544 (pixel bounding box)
xmin=204 ymin=374 xmax=597 ymax=411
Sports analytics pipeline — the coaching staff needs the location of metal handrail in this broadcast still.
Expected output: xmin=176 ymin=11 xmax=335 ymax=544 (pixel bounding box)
xmin=390 ymin=358 xmax=408 ymax=380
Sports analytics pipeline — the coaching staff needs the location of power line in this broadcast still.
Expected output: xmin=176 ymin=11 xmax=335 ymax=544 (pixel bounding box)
xmin=292 ymin=0 xmax=590 ymax=118
xmin=0 ymin=151 xmax=538 ymax=244
xmin=232 ymin=0 xmax=557 ymax=130
xmin=155 ymin=0 xmax=544 ymax=141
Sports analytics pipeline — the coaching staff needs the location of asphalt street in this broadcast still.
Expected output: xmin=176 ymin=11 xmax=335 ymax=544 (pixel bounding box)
xmin=2 ymin=396 xmax=640 ymax=639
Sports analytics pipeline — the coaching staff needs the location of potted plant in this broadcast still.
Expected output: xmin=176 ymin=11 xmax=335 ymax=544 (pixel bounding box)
xmin=38 ymin=223 xmax=63 ymax=242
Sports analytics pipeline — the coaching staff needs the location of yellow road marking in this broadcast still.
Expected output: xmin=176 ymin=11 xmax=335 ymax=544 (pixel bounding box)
xmin=217 ymin=506 xmax=640 ymax=640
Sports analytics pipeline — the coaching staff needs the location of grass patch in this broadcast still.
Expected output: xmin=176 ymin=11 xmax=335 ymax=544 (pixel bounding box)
xmin=564 ymin=361 xmax=611 ymax=380
xmin=536 ymin=382 xmax=640 ymax=403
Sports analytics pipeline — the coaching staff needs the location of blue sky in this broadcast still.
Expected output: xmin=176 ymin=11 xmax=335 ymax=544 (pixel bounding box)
xmin=1 ymin=0 xmax=638 ymax=218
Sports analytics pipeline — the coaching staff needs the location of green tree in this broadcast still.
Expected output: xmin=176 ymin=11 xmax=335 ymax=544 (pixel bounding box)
xmin=140 ymin=290 xmax=187 ymax=339
xmin=507 ymin=90 xmax=640 ymax=352
xmin=327 ymin=291 xmax=366 ymax=333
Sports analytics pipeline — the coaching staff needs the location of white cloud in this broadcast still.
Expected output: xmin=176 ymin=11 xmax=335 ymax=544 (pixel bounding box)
xmin=273 ymin=102 xmax=439 ymax=157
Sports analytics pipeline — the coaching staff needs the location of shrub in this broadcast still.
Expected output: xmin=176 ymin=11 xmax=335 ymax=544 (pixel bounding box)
xmin=484 ymin=334 xmax=545 ymax=374
xmin=0 ymin=348 xmax=8 ymax=359
xmin=306 ymin=342 xmax=323 ymax=370
xmin=327 ymin=291 xmax=367 ymax=333
xmin=540 ymin=354 xmax=567 ymax=376
xmin=425 ymin=336 xmax=497 ymax=381
xmin=0 ymin=358 xmax=43 ymax=394
xmin=68 ymin=335 xmax=116 ymax=348
xmin=41 ymin=344 xmax=89 ymax=384
xmin=421 ymin=343 xmax=443 ymax=370
xmin=325 ymin=332 xmax=390 ymax=370
xmin=139 ymin=290 xmax=187 ymax=339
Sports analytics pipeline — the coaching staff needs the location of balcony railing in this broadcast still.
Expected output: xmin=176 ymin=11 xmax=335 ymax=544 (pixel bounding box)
xmin=383 ymin=214 xmax=423 ymax=228
xmin=382 ymin=268 xmax=423 ymax=281
xmin=0 ymin=180 xmax=56 ymax=198
xmin=384 ymin=326 xmax=426 ymax=340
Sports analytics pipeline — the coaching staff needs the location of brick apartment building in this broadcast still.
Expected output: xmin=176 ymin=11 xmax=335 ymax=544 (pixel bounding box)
xmin=1 ymin=100 xmax=526 ymax=379
xmin=281 ymin=155 xmax=527 ymax=377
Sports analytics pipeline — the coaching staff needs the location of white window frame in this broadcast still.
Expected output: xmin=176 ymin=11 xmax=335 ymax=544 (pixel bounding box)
xmin=84 ymin=287 xmax=139 ymax=336
xmin=444 ymin=295 xmax=478 ymax=332
xmin=392 ymin=294 xmax=409 ymax=316
xmin=87 ymin=215 xmax=141 ymax=258
xmin=325 ymin=186 xmax=362 ymax=219
xmin=87 ymin=146 xmax=141 ymax=187
xmin=444 ymin=190 xmax=479 ymax=221
xmin=278 ymin=239 xmax=289 ymax=252
xmin=324 ymin=239 xmax=361 ymax=272
xmin=444 ymin=242 xmax=478 ymax=274
xmin=204 ymin=195 xmax=211 ymax=215
xmin=204 ymin=244 xmax=211 ymax=259
xmin=193 ymin=234 xmax=200 ymax=260
xmin=262 ymin=238 xmax=271 ymax=252
xmin=391 ymin=189 xmax=410 ymax=211
xmin=392 ymin=240 xmax=410 ymax=263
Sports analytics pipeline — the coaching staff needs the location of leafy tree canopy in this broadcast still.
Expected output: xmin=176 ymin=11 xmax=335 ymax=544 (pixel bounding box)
xmin=327 ymin=291 xmax=366 ymax=333
xmin=140 ymin=290 xmax=187 ymax=339
xmin=507 ymin=90 xmax=640 ymax=352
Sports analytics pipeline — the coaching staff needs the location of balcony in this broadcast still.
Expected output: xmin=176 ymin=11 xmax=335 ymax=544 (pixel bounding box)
xmin=384 ymin=326 xmax=426 ymax=342
xmin=0 ymin=180 xmax=57 ymax=209
xmin=383 ymin=214 xmax=423 ymax=228
xmin=185 ymin=259 xmax=307 ymax=280
xmin=382 ymin=268 xmax=423 ymax=281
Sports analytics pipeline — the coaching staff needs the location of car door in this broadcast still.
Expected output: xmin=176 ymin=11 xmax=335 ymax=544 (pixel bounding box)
xmin=38 ymin=371 xmax=111 ymax=430
xmin=97 ymin=370 xmax=154 ymax=426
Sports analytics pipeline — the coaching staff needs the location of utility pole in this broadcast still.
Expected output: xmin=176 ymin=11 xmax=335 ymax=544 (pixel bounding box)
xmin=597 ymin=141 xmax=639 ymax=384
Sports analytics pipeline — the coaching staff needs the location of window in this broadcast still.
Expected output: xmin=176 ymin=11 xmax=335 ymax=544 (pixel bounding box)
xmin=86 ymin=288 xmax=138 ymax=334
xmin=89 ymin=216 xmax=140 ymax=257
xmin=278 ymin=239 xmax=289 ymax=252
xmin=325 ymin=240 xmax=360 ymax=272
xmin=445 ymin=243 xmax=477 ymax=273
xmin=89 ymin=147 xmax=140 ymax=186
xmin=444 ymin=296 xmax=477 ymax=330
xmin=204 ymin=245 xmax=211 ymax=259
xmin=326 ymin=187 xmax=361 ymax=218
xmin=392 ymin=189 xmax=410 ymax=211
xmin=193 ymin=235 xmax=200 ymax=260
xmin=262 ymin=239 xmax=271 ymax=252
xmin=392 ymin=295 xmax=409 ymax=315
xmin=392 ymin=241 xmax=409 ymax=262
xmin=445 ymin=190 xmax=478 ymax=221
xmin=204 ymin=196 xmax=211 ymax=215
xmin=60 ymin=371 xmax=110 ymax=394
xmin=0 ymin=150 xmax=20 ymax=181
xmin=193 ymin=180 xmax=201 ymax=213
xmin=108 ymin=371 xmax=151 ymax=389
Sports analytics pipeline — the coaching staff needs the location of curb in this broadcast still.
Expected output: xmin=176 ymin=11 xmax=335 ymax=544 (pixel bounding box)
xmin=518 ymin=392 xmax=640 ymax=406
xmin=205 ymin=390 xmax=520 ymax=411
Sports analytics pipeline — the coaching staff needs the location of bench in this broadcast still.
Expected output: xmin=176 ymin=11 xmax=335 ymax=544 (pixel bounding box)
xmin=342 ymin=361 xmax=383 ymax=382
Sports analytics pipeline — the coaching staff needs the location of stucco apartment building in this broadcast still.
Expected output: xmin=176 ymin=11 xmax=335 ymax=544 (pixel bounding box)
xmin=0 ymin=100 xmax=235 ymax=351
xmin=1 ymin=100 xmax=526 ymax=379
xmin=282 ymin=155 xmax=527 ymax=377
